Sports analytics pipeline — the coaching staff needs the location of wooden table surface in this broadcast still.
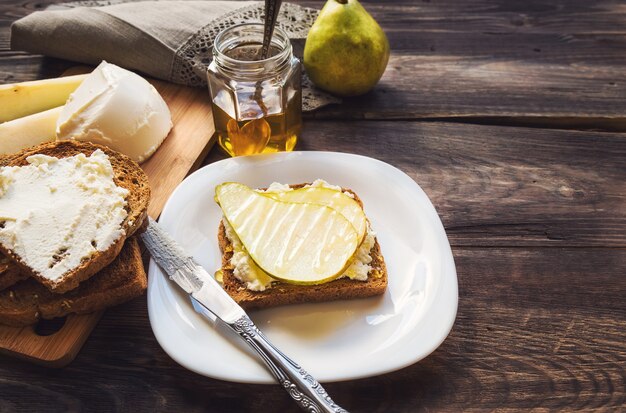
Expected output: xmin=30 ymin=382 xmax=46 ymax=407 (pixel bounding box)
xmin=1 ymin=0 xmax=625 ymax=411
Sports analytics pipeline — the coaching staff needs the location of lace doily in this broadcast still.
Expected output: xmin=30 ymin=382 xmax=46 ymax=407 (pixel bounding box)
xmin=170 ymin=2 xmax=339 ymax=111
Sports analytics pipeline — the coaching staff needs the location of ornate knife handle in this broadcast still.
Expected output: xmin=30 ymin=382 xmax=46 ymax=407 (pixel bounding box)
xmin=227 ymin=315 xmax=348 ymax=413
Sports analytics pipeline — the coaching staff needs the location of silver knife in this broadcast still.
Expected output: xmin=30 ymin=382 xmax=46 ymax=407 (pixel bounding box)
xmin=140 ymin=218 xmax=348 ymax=413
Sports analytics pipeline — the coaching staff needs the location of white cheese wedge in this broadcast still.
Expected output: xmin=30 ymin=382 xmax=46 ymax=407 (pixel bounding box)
xmin=0 ymin=74 xmax=87 ymax=123
xmin=56 ymin=61 xmax=173 ymax=163
xmin=0 ymin=107 xmax=61 ymax=155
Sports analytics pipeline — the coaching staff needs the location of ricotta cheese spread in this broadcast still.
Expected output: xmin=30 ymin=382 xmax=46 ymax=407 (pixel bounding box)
xmin=0 ymin=149 xmax=128 ymax=281
xmin=223 ymin=180 xmax=375 ymax=291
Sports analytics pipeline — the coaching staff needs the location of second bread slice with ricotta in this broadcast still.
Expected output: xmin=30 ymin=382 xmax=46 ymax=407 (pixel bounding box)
xmin=0 ymin=141 xmax=149 ymax=293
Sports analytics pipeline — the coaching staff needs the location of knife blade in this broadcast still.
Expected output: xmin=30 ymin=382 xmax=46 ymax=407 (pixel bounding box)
xmin=140 ymin=217 xmax=348 ymax=413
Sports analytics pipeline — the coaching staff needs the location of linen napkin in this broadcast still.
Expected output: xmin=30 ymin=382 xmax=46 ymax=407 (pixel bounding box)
xmin=11 ymin=0 xmax=340 ymax=111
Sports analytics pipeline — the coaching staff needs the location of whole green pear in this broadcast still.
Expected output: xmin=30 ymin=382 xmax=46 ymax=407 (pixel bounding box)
xmin=304 ymin=0 xmax=390 ymax=97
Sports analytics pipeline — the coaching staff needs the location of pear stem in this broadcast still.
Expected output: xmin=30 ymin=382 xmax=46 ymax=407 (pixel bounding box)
xmin=336 ymin=0 xmax=348 ymax=4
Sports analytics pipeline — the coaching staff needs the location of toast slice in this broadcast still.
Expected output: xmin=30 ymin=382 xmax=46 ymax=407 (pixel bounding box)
xmin=0 ymin=140 xmax=150 ymax=293
xmin=0 ymin=257 xmax=27 ymax=291
xmin=218 ymin=184 xmax=388 ymax=310
xmin=0 ymin=236 xmax=147 ymax=326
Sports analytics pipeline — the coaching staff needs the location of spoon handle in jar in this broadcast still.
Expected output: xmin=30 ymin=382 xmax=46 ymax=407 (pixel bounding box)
xmin=261 ymin=0 xmax=283 ymax=59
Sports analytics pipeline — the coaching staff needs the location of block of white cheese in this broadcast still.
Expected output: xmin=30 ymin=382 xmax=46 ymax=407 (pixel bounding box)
xmin=0 ymin=107 xmax=61 ymax=155
xmin=0 ymin=74 xmax=87 ymax=123
xmin=56 ymin=62 xmax=173 ymax=163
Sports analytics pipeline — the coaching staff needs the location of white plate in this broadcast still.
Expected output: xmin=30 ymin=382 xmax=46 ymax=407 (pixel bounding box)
xmin=147 ymin=151 xmax=458 ymax=383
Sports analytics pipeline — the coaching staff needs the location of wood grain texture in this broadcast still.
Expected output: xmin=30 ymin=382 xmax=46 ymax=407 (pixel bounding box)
xmin=0 ymin=312 xmax=102 ymax=367
xmin=207 ymin=120 xmax=626 ymax=247
xmin=1 ymin=0 xmax=626 ymax=412
xmin=0 ymin=247 xmax=623 ymax=412
xmin=3 ymin=0 xmax=626 ymax=129
xmin=139 ymin=78 xmax=215 ymax=217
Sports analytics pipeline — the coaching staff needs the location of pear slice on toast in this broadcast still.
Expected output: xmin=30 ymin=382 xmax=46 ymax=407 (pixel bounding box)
xmin=263 ymin=186 xmax=367 ymax=245
xmin=215 ymin=182 xmax=359 ymax=285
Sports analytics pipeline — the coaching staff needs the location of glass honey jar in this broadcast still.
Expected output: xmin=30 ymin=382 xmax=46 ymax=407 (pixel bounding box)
xmin=207 ymin=23 xmax=302 ymax=157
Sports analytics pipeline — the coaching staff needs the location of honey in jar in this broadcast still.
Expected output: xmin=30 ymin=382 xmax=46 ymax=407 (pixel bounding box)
xmin=207 ymin=24 xmax=302 ymax=157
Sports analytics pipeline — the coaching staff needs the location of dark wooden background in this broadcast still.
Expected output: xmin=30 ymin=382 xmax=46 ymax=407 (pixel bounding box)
xmin=1 ymin=0 xmax=625 ymax=411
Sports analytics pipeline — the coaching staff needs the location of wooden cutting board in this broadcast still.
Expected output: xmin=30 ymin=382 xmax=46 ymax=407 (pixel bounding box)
xmin=0 ymin=67 xmax=216 ymax=367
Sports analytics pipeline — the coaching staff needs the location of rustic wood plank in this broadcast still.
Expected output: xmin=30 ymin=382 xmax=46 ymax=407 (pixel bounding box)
xmin=3 ymin=1 xmax=626 ymax=128
xmin=309 ymin=40 xmax=626 ymax=128
xmin=206 ymin=120 xmax=626 ymax=247
xmin=0 ymin=52 xmax=73 ymax=83
xmin=1 ymin=1 xmax=624 ymax=412
xmin=302 ymin=0 xmax=626 ymax=35
xmin=0 ymin=312 xmax=103 ymax=367
xmin=308 ymin=0 xmax=626 ymax=126
xmin=0 ymin=247 xmax=623 ymax=412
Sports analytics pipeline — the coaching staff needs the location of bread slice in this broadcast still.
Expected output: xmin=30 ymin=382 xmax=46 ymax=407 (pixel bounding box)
xmin=0 ymin=236 xmax=147 ymax=326
xmin=218 ymin=184 xmax=388 ymax=310
xmin=0 ymin=140 xmax=150 ymax=293
xmin=0 ymin=257 xmax=27 ymax=291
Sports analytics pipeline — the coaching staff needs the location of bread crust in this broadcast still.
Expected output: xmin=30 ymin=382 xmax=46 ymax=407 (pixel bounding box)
xmin=218 ymin=184 xmax=388 ymax=310
xmin=0 ymin=257 xmax=28 ymax=291
xmin=0 ymin=237 xmax=147 ymax=326
xmin=0 ymin=141 xmax=150 ymax=293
